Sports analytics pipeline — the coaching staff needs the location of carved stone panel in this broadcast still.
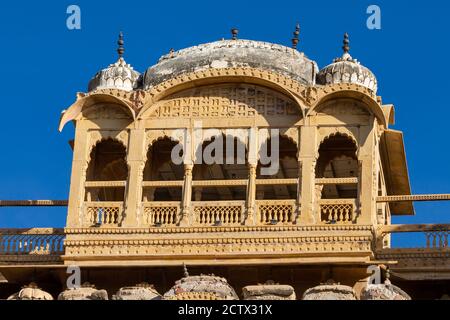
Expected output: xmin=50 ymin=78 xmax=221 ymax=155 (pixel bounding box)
xmin=146 ymin=84 xmax=301 ymax=119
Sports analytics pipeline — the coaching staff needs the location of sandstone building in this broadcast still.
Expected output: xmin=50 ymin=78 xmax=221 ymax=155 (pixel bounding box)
xmin=0 ymin=29 xmax=449 ymax=300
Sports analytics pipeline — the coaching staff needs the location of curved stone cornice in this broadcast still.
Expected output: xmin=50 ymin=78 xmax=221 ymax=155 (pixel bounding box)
xmin=59 ymin=68 xmax=386 ymax=130
xmin=58 ymin=91 xmax=140 ymax=131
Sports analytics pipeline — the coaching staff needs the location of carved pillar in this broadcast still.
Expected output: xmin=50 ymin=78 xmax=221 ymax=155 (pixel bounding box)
xmin=245 ymin=127 xmax=258 ymax=225
xmin=245 ymin=163 xmax=257 ymax=225
xmin=295 ymin=161 xmax=302 ymax=224
xmin=358 ymin=123 xmax=377 ymax=225
xmin=66 ymin=128 xmax=89 ymax=228
xmin=180 ymin=163 xmax=194 ymax=226
xmin=299 ymin=125 xmax=317 ymax=224
xmin=123 ymin=129 xmax=146 ymax=227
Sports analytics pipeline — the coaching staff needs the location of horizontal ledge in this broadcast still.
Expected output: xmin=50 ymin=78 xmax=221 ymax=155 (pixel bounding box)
xmin=379 ymin=223 xmax=450 ymax=234
xmin=85 ymin=181 xmax=126 ymax=188
xmin=0 ymin=200 xmax=68 ymax=207
xmin=256 ymin=178 xmax=297 ymax=185
xmin=315 ymin=178 xmax=358 ymax=185
xmin=142 ymin=181 xmax=183 ymax=187
xmin=193 ymin=180 xmax=247 ymax=187
xmin=377 ymin=194 xmax=450 ymax=202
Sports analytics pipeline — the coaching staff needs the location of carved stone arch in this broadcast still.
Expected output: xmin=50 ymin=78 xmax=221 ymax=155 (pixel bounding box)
xmin=88 ymin=130 xmax=129 ymax=158
xmin=316 ymin=127 xmax=358 ymax=159
xmin=146 ymin=129 xmax=184 ymax=148
xmin=193 ymin=129 xmax=249 ymax=164
xmin=139 ymin=83 xmax=303 ymax=125
xmin=137 ymin=68 xmax=310 ymax=120
xmin=59 ymin=93 xmax=136 ymax=131
xmin=307 ymin=84 xmax=386 ymax=127
xmin=280 ymin=127 xmax=300 ymax=151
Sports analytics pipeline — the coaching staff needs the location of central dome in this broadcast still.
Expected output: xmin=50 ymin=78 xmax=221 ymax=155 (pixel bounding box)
xmin=143 ymin=39 xmax=318 ymax=89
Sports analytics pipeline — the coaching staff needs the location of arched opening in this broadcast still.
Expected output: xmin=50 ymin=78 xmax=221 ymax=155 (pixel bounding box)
xmin=142 ymin=137 xmax=184 ymax=201
xmin=316 ymin=134 xmax=358 ymax=199
xmin=85 ymin=139 xmax=128 ymax=201
xmin=192 ymin=134 xmax=248 ymax=201
xmin=257 ymin=135 xmax=298 ymax=200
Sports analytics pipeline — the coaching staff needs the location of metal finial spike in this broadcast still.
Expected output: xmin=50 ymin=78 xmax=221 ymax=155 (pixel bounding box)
xmin=231 ymin=28 xmax=238 ymax=40
xmin=291 ymin=23 xmax=300 ymax=49
xmin=342 ymin=32 xmax=350 ymax=54
xmin=117 ymin=31 xmax=125 ymax=58
xmin=183 ymin=263 xmax=189 ymax=278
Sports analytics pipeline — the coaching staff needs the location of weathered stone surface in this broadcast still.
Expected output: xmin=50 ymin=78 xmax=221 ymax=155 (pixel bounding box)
xmin=360 ymin=284 xmax=411 ymax=300
xmin=58 ymin=283 xmax=108 ymax=300
xmin=144 ymin=39 xmax=318 ymax=89
xmin=89 ymin=57 xmax=140 ymax=92
xmin=243 ymin=281 xmax=296 ymax=300
xmin=317 ymin=52 xmax=377 ymax=93
xmin=112 ymin=282 xmax=161 ymax=300
xmin=7 ymin=283 xmax=53 ymax=300
xmin=164 ymin=274 xmax=238 ymax=300
xmin=303 ymin=282 xmax=357 ymax=300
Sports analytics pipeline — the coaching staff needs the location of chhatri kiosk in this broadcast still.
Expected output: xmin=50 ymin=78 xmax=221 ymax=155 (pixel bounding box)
xmin=0 ymin=28 xmax=449 ymax=300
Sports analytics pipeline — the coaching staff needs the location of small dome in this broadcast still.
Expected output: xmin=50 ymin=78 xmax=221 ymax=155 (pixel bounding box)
xmin=164 ymin=267 xmax=238 ymax=300
xmin=302 ymin=280 xmax=357 ymax=300
xmin=112 ymin=282 xmax=161 ymax=300
xmin=88 ymin=32 xmax=140 ymax=92
xmin=7 ymin=282 xmax=53 ymax=300
xmin=58 ymin=282 xmax=108 ymax=300
xmin=317 ymin=33 xmax=377 ymax=93
xmin=88 ymin=57 xmax=140 ymax=92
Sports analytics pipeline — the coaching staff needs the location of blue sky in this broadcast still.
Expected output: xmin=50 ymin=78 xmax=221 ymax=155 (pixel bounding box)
xmin=0 ymin=0 xmax=448 ymax=247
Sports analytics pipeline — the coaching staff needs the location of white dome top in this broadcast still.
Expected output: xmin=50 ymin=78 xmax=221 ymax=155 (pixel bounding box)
xmin=317 ymin=33 xmax=377 ymax=93
xmin=88 ymin=32 xmax=140 ymax=92
xmin=88 ymin=57 xmax=140 ymax=92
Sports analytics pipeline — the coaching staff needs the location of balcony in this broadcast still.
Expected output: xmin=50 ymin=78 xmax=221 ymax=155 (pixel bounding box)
xmin=0 ymin=228 xmax=65 ymax=265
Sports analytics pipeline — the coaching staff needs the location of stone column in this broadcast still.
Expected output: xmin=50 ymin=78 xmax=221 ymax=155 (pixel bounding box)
xmin=245 ymin=163 xmax=257 ymax=225
xmin=358 ymin=124 xmax=377 ymax=225
xmin=180 ymin=163 xmax=194 ymax=226
xmin=295 ymin=160 xmax=302 ymax=224
xmin=245 ymin=127 xmax=258 ymax=225
xmin=66 ymin=128 xmax=89 ymax=228
xmin=299 ymin=125 xmax=317 ymax=224
xmin=123 ymin=129 xmax=146 ymax=227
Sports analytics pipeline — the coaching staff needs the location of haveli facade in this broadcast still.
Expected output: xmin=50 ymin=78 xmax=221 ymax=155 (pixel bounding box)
xmin=0 ymin=29 xmax=449 ymax=300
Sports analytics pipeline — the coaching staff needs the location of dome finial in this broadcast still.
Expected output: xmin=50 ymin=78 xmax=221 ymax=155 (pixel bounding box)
xmin=342 ymin=32 xmax=350 ymax=54
xmin=117 ymin=31 xmax=125 ymax=58
xmin=291 ymin=23 xmax=300 ymax=49
xmin=231 ymin=28 xmax=238 ymax=40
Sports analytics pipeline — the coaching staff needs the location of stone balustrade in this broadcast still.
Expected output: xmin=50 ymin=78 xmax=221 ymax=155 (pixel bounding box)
xmin=0 ymin=228 xmax=65 ymax=263
xmin=319 ymin=199 xmax=357 ymax=224
xmin=256 ymin=200 xmax=296 ymax=225
xmin=84 ymin=201 xmax=124 ymax=227
xmin=192 ymin=201 xmax=244 ymax=226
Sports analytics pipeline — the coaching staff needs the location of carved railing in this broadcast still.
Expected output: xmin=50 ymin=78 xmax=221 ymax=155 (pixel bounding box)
xmin=426 ymin=231 xmax=449 ymax=248
xmin=83 ymin=201 xmax=124 ymax=227
xmin=257 ymin=200 xmax=296 ymax=225
xmin=192 ymin=201 xmax=244 ymax=226
xmin=377 ymin=224 xmax=450 ymax=250
xmin=0 ymin=228 xmax=65 ymax=256
xmin=319 ymin=199 xmax=357 ymax=224
xmin=142 ymin=202 xmax=180 ymax=226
